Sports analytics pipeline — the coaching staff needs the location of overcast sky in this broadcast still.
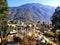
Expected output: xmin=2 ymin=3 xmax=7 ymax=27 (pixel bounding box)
xmin=7 ymin=0 xmax=60 ymax=7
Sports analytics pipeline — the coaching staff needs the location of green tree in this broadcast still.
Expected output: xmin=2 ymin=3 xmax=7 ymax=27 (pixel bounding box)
xmin=0 ymin=0 xmax=9 ymax=36
xmin=51 ymin=6 xmax=60 ymax=41
xmin=51 ymin=6 xmax=60 ymax=31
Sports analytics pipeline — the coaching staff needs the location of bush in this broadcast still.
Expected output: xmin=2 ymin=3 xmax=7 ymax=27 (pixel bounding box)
xmin=58 ymin=33 xmax=60 ymax=42
xmin=13 ymin=35 xmax=22 ymax=43
xmin=44 ymin=32 xmax=55 ymax=37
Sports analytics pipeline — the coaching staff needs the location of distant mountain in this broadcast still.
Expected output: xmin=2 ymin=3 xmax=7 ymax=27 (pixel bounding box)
xmin=9 ymin=3 xmax=56 ymax=23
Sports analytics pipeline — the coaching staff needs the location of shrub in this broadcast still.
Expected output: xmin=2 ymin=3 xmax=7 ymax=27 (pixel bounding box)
xmin=13 ymin=35 xmax=22 ymax=43
xmin=44 ymin=32 xmax=55 ymax=37
xmin=58 ymin=33 xmax=60 ymax=42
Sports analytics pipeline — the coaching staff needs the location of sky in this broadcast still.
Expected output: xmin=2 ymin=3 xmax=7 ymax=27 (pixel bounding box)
xmin=7 ymin=0 xmax=60 ymax=7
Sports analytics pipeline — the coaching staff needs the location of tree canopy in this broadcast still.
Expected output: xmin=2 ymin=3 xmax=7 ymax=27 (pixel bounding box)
xmin=0 ymin=0 xmax=9 ymax=36
xmin=51 ymin=6 xmax=60 ymax=30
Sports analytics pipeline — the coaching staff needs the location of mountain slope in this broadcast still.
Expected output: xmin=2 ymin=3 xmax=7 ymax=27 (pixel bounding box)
xmin=9 ymin=3 xmax=56 ymax=23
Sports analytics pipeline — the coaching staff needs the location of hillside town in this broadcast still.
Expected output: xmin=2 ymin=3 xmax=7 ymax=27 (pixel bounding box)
xmin=0 ymin=20 xmax=59 ymax=45
xmin=0 ymin=0 xmax=60 ymax=45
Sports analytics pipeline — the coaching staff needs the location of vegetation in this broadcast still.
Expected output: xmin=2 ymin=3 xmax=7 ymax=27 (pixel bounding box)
xmin=51 ymin=6 xmax=60 ymax=42
xmin=13 ymin=35 xmax=22 ymax=43
xmin=0 ymin=0 xmax=9 ymax=36
xmin=6 ymin=26 xmax=13 ymax=34
xmin=51 ymin=7 xmax=60 ymax=31
xmin=44 ymin=31 xmax=55 ymax=37
xmin=21 ymin=34 xmax=37 ymax=45
xmin=58 ymin=33 xmax=60 ymax=42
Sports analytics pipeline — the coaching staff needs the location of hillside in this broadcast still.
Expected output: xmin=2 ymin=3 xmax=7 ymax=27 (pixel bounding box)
xmin=9 ymin=3 xmax=56 ymax=23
